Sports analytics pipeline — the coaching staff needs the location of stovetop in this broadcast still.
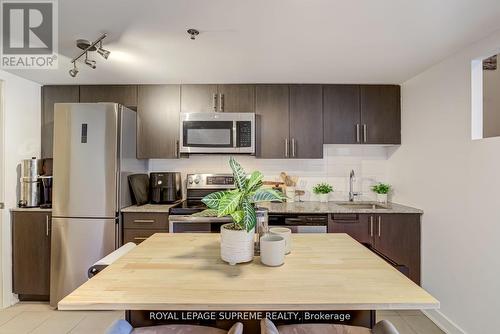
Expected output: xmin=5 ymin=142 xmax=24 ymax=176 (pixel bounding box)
xmin=169 ymin=199 xmax=208 ymax=215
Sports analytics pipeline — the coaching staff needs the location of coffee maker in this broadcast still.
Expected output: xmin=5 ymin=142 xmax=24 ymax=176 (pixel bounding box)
xmin=18 ymin=158 xmax=53 ymax=208
xmin=150 ymin=172 xmax=182 ymax=204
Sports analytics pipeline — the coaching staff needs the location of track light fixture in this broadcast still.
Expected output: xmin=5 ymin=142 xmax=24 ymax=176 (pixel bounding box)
xmin=69 ymin=63 xmax=79 ymax=77
xmin=69 ymin=33 xmax=110 ymax=77
xmin=97 ymin=41 xmax=110 ymax=59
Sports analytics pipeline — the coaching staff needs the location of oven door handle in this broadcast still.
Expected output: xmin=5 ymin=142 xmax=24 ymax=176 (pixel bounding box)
xmin=233 ymin=121 xmax=237 ymax=148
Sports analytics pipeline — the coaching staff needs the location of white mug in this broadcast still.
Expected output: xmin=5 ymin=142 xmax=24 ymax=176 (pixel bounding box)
xmin=269 ymin=227 xmax=292 ymax=254
xmin=260 ymin=235 xmax=285 ymax=267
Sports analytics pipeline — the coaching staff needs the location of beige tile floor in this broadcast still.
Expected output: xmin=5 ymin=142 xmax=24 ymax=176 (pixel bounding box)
xmin=0 ymin=303 xmax=444 ymax=334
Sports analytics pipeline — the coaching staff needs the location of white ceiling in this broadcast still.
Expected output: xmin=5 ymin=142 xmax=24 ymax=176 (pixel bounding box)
xmin=7 ymin=0 xmax=500 ymax=85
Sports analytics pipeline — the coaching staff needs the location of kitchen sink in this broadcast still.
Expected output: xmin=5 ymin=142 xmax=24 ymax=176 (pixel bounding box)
xmin=336 ymin=203 xmax=388 ymax=209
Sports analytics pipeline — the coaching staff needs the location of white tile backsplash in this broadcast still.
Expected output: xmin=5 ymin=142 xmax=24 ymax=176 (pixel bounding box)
xmin=149 ymin=145 xmax=390 ymax=201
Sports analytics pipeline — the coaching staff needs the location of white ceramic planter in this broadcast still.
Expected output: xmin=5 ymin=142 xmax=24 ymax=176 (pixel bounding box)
xmin=220 ymin=224 xmax=255 ymax=265
xmin=318 ymin=193 xmax=329 ymax=203
xmin=377 ymin=193 xmax=388 ymax=203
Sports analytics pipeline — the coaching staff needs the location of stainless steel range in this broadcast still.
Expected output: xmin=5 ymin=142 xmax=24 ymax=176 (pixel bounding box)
xmin=168 ymin=174 xmax=236 ymax=232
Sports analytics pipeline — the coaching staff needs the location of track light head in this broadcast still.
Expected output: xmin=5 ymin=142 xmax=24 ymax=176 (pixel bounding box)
xmin=84 ymin=53 xmax=96 ymax=69
xmin=97 ymin=46 xmax=110 ymax=59
xmin=69 ymin=63 xmax=79 ymax=77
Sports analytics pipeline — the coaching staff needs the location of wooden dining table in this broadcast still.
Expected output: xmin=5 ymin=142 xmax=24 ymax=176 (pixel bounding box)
xmin=58 ymin=233 xmax=439 ymax=329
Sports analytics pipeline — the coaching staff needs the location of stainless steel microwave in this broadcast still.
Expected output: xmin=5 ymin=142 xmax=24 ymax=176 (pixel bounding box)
xmin=179 ymin=112 xmax=255 ymax=154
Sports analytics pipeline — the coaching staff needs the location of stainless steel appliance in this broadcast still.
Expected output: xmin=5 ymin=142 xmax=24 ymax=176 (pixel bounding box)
xmin=19 ymin=158 xmax=43 ymax=207
xmin=268 ymin=214 xmax=328 ymax=233
xmin=179 ymin=112 xmax=255 ymax=154
xmin=168 ymin=174 xmax=235 ymax=232
xmin=50 ymin=103 xmax=147 ymax=307
xmin=150 ymin=172 xmax=182 ymax=204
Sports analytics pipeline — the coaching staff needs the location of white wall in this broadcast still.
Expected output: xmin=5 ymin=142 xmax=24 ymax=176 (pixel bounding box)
xmin=388 ymin=31 xmax=500 ymax=333
xmin=0 ymin=70 xmax=41 ymax=307
xmin=150 ymin=145 xmax=390 ymax=202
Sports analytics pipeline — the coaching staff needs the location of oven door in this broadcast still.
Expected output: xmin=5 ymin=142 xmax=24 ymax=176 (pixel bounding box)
xmin=179 ymin=112 xmax=255 ymax=154
xmin=168 ymin=215 xmax=232 ymax=233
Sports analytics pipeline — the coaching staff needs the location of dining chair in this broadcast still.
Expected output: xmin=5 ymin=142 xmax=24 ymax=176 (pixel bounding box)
xmin=260 ymin=318 xmax=399 ymax=334
xmin=105 ymin=320 xmax=244 ymax=334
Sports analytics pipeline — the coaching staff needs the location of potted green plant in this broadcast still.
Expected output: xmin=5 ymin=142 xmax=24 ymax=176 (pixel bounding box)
xmin=313 ymin=183 xmax=333 ymax=203
xmin=371 ymin=183 xmax=391 ymax=203
xmin=194 ymin=157 xmax=285 ymax=265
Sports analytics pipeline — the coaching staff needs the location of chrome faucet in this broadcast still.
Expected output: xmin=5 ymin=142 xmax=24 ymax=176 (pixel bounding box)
xmin=349 ymin=170 xmax=360 ymax=202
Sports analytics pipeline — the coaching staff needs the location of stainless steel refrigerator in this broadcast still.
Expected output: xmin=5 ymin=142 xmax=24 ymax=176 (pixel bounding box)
xmin=50 ymin=103 xmax=147 ymax=307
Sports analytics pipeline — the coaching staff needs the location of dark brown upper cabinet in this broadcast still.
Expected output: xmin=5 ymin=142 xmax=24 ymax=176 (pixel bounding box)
xmin=41 ymin=85 xmax=79 ymax=158
xmin=323 ymin=84 xmax=401 ymax=145
xmin=180 ymin=84 xmax=218 ymax=113
xmin=137 ymin=85 xmax=181 ymax=159
xmin=289 ymin=85 xmax=323 ymax=158
xmin=256 ymin=85 xmax=323 ymax=159
xmin=217 ymin=84 xmax=255 ymax=112
xmin=255 ymin=85 xmax=290 ymax=158
xmin=12 ymin=211 xmax=52 ymax=300
xmin=323 ymin=85 xmax=361 ymax=144
xmin=79 ymin=85 xmax=138 ymax=108
xmin=360 ymin=85 xmax=401 ymax=144
xmin=181 ymin=84 xmax=255 ymax=113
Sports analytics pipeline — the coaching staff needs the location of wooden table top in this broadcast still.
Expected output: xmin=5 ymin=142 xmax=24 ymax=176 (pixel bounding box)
xmin=58 ymin=233 xmax=439 ymax=311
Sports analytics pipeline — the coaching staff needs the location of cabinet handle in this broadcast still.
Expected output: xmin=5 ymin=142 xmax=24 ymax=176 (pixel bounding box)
xmin=46 ymin=215 xmax=50 ymax=237
xmin=212 ymin=93 xmax=218 ymax=111
xmin=370 ymin=216 xmax=373 ymax=237
xmin=284 ymin=138 xmax=289 ymax=158
xmin=133 ymin=237 xmax=148 ymax=241
xmin=378 ymin=216 xmax=381 ymax=237
xmin=291 ymin=138 xmax=296 ymax=158
xmin=356 ymin=124 xmax=360 ymax=143
xmin=133 ymin=219 xmax=155 ymax=224
xmin=219 ymin=93 xmax=224 ymax=112
xmin=363 ymin=124 xmax=367 ymax=143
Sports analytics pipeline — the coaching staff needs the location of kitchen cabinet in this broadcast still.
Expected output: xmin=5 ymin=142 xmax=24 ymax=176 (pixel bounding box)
xmin=180 ymin=84 xmax=218 ymax=112
xmin=79 ymin=85 xmax=138 ymax=108
xmin=137 ymin=85 xmax=181 ymax=159
xmin=323 ymin=84 xmax=401 ymax=145
xmin=122 ymin=212 xmax=169 ymax=245
xmin=256 ymin=85 xmax=323 ymax=159
xmin=360 ymin=85 xmax=401 ymax=144
xmin=289 ymin=85 xmax=323 ymax=158
xmin=323 ymin=85 xmax=360 ymax=144
xmin=11 ymin=211 xmax=52 ymax=300
xmin=41 ymin=85 xmax=79 ymax=158
xmin=372 ymin=214 xmax=420 ymax=284
xmin=217 ymin=84 xmax=255 ymax=112
xmin=255 ymin=85 xmax=290 ymax=158
xmin=328 ymin=213 xmax=420 ymax=285
xmin=181 ymin=84 xmax=255 ymax=113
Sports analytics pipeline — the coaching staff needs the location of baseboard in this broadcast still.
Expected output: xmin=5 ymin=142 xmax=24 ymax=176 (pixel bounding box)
xmin=422 ymin=309 xmax=466 ymax=334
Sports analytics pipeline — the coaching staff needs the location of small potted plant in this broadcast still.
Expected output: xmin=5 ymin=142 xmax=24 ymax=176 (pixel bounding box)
xmin=194 ymin=157 xmax=285 ymax=265
xmin=371 ymin=183 xmax=391 ymax=203
xmin=313 ymin=183 xmax=333 ymax=203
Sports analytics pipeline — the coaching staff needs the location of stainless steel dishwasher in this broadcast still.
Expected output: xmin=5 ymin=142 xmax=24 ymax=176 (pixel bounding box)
xmin=268 ymin=214 xmax=328 ymax=233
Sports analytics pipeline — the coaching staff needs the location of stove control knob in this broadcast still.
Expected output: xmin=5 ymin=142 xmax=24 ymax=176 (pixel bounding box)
xmin=194 ymin=176 xmax=201 ymax=184
xmin=188 ymin=176 xmax=193 ymax=184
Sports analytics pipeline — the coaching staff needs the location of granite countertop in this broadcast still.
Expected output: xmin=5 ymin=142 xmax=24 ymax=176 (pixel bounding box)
xmin=122 ymin=201 xmax=422 ymax=214
xmin=257 ymin=201 xmax=423 ymax=214
xmin=121 ymin=202 xmax=182 ymax=213
xmin=10 ymin=207 xmax=52 ymax=212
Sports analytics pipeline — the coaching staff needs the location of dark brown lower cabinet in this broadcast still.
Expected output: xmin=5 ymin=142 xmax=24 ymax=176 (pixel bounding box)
xmin=328 ymin=213 xmax=421 ymax=285
xmin=11 ymin=211 xmax=52 ymax=301
xmin=122 ymin=212 xmax=169 ymax=244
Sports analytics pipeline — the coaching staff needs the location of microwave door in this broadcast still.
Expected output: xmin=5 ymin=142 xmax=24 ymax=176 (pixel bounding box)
xmin=181 ymin=120 xmax=235 ymax=153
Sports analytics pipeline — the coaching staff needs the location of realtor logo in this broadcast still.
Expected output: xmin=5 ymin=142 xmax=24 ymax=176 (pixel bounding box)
xmin=0 ymin=0 xmax=58 ymax=69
